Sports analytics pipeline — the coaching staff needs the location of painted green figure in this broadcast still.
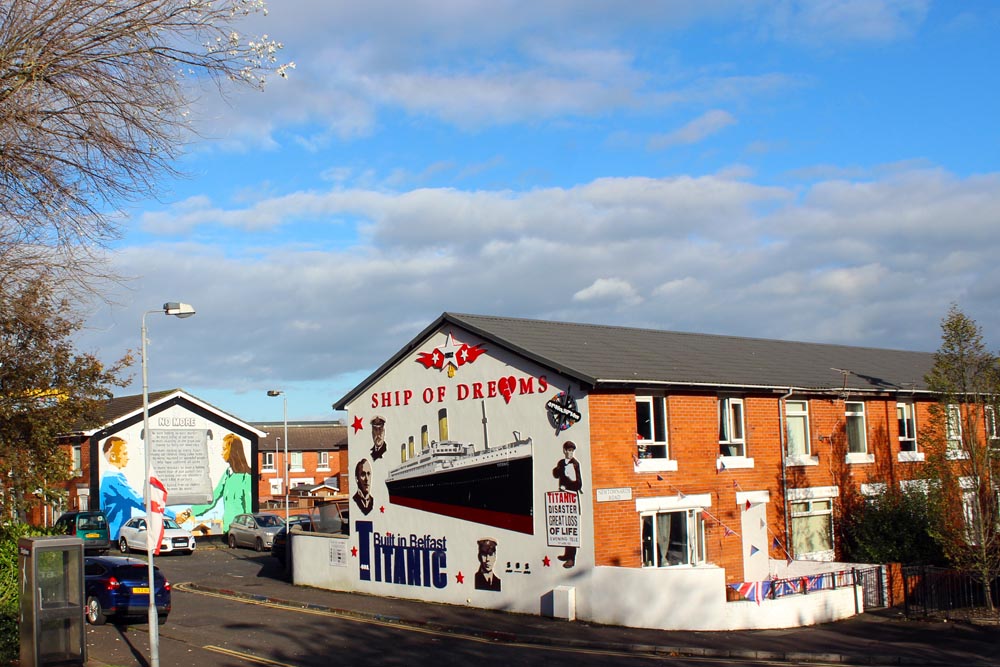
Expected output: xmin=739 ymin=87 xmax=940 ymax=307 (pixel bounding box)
xmin=190 ymin=433 xmax=252 ymax=533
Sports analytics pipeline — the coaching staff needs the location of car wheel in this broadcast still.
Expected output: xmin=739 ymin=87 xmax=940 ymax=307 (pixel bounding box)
xmin=158 ymin=613 xmax=168 ymax=625
xmin=255 ymin=537 xmax=264 ymax=552
xmin=119 ymin=537 xmax=129 ymax=553
xmin=85 ymin=596 xmax=107 ymax=626
xmin=183 ymin=548 xmax=194 ymax=555
xmin=228 ymin=533 xmax=237 ymax=548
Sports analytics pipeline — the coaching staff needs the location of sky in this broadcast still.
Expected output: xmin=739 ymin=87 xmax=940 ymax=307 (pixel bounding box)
xmin=77 ymin=0 xmax=1000 ymax=424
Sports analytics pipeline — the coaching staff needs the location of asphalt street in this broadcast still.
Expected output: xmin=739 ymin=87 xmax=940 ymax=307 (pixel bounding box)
xmin=81 ymin=543 xmax=1000 ymax=667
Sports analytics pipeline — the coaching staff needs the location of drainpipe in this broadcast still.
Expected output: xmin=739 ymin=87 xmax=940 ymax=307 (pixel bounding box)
xmin=779 ymin=387 xmax=794 ymax=561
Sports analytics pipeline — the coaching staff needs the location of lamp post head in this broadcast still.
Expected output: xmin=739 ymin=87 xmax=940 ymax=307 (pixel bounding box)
xmin=267 ymin=390 xmax=283 ymax=397
xmin=163 ymin=302 xmax=196 ymax=318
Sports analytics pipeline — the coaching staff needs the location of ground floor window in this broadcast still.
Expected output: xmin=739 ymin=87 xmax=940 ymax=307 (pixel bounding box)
xmin=641 ymin=509 xmax=705 ymax=567
xmin=791 ymin=499 xmax=834 ymax=558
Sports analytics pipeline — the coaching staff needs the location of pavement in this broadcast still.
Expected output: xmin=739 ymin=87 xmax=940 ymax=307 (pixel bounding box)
xmin=85 ymin=545 xmax=1000 ymax=667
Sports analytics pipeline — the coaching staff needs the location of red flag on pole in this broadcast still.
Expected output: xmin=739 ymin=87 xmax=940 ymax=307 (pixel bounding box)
xmin=148 ymin=472 xmax=168 ymax=555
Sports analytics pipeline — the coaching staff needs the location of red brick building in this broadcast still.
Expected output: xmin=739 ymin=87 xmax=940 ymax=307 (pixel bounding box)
xmin=300 ymin=312 xmax=977 ymax=630
xmin=253 ymin=421 xmax=348 ymax=512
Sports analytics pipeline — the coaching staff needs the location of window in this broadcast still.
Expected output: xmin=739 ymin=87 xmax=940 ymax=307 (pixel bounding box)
xmin=263 ymin=452 xmax=275 ymax=471
xmin=791 ymin=499 xmax=834 ymax=559
xmin=896 ymin=402 xmax=917 ymax=452
xmin=641 ymin=509 xmax=705 ymax=567
xmin=636 ymin=396 xmax=668 ymax=460
xmin=946 ymin=404 xmax=962 ymax=449
xmin=71 ymin=445 xmax=82 ymax=476
xmin=845 ymin=401 xmax=867 ymax=454
xmin=785 ymin=400 xmax=810 ymax=457
xmin=986 ymin=406 xmax=999 ymax=444
xmin=290 ymin=451 xmax=304 ymax=471
xmin=719 ymin=397 xmax=745 ymax=457
xmin=318 ymin=451 xmax=330 ymax=469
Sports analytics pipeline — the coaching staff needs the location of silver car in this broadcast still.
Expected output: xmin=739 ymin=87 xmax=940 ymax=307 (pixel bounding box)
xmin=227 ymin=513 xmax=285 ymax=551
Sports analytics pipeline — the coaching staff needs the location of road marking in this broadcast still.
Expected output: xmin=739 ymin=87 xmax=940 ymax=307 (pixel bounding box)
xmin=203 ymin=645 xmax=298 ymax=667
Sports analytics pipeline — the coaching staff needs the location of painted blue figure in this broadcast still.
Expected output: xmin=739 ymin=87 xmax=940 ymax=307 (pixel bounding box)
xmin=100 ymin=435 xmax=175 ymax=541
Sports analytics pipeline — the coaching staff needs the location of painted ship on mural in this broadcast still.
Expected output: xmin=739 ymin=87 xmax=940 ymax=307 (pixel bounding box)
xmin=386 ymin=417 xmax=534 ymax=534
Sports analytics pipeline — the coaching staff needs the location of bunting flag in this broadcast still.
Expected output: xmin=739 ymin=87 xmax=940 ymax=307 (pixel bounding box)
xmin=718 ymin=458 xmax=727 ymax=471
xmin=745 ymin=499 xmax=752 ymax=511
xmin=749 ymin=545 xmax=760 ymax=556
xmin=773 ymin=579 xmax=800 ymax=597
xmin=701 ymin=510 xmax=712 ymax=521
xmin=730 ymin=580 xmax=771 ymax=605
xmin=656 ymin=475 xmax=664 ymax=481
xmin=724 ymin=526 xmax=736 ymax=537
xmin=772 ymin=537 xmax=781 ymax=550
xmin=760 ymin=518 xmax=765 ymax=529
xmin=147 ymin=471 xmax=168 ymax=556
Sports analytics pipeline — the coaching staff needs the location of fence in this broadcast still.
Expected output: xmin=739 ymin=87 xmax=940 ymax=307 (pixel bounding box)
xmin=902 ymin=565 xmax=1000 ymax=619
xmin=766 ymin=566 xmax=887 ymax=609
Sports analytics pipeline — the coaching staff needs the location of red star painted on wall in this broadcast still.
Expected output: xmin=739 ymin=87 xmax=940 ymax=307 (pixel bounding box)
xmin=352 ymin=416 xmax=364 ymax=433
xmin=456 ymin=571 xmax=464 ymax=584
xmin=351 ymin=546 xmax=358 ymax=557
xmin=380 ymin=506 xmax=386 ymax=513
xmin=542 ymin=556 xmax=551 ymax=567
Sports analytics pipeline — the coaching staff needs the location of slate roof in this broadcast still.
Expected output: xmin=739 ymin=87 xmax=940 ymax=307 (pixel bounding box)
xmin=253 ymin=422 xmax=348 ymax=452
xmin=81 ymin=389 xmax=265 ymax=438
xmin=335 ymin=312 xmax=937 ymax=409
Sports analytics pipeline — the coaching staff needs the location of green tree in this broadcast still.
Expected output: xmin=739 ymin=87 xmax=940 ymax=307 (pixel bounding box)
xmin=838 ymin=486 xmax=943 ymax=565
xmin=922 ymin=305 xmax=1000 ymax=610
xmin=0 ymin=279 xmax=131 ymax=520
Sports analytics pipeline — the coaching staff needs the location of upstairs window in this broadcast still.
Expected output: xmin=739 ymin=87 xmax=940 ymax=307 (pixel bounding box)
xmin=263 ymin=452 xmax=275 ymax=471
xmin=636 ymin=396 xmax=668 ymax=460
xmin=946 ymin=404 xmax=962 ymax=449
xmin=986 ymin=406 xmax=999 ymax=444
xmin=719 ymin=397 xmax=745 ymax=457
xmin=845 ymin=401 xmax=867 ymax=454
xmin=897 ymin=402 xmax=917 ymax=452
xmin=318 ymin=451 xmax=330 ymax=469
xmin=785 ymin=400 xmax=810 ymax=457
xmin=290 ymin=451 xmax=304 ymax=471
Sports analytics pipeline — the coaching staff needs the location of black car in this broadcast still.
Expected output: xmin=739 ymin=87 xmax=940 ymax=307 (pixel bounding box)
xmin=84 ymin=556 xmax=171 ymax=625
xmin=271 ymin=518 xmax=315 ymax=566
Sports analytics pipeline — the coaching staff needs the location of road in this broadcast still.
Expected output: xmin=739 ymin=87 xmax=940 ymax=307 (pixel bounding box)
xmin=85 ymin=547 xmax=847 ymax=667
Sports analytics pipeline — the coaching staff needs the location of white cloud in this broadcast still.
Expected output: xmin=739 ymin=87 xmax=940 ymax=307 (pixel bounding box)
xmin=573 ymin=278 xmax=643 ymax=306
xmin=649 ymin=110 xmax=737 ymax=150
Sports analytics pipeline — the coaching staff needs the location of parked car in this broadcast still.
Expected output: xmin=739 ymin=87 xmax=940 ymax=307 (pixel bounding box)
xmin=118 ymin=516 xmax=196 ymax=555
xmin=270 ymin=518 xmax=315 ymax=566
xmin=317 ymin=499 xmax=350 ymax=535
xmin=54 ymin=510 xmax=111 ymax=554
xmin=84 ymin=556 xmax=170 ymax=625
xmin=227 ymin=513 xmax=285 ymax=551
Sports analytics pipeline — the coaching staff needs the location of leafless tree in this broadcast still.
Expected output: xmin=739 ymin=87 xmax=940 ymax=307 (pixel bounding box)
xmin=0 ymin=0 xmax=290 ymax=298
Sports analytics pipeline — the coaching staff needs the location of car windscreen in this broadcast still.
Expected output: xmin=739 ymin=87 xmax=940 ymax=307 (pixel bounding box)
xmin=257 ymin=515 xmax=283 ymax=527
xmin=79 ymin=515 xmax=107 ymax=530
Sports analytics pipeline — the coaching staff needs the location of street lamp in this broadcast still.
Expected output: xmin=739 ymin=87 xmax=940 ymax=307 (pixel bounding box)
xmin=142 ymin=302 xmax=195 ymax=667
xmin=267 ymin=390 xmax=289 ymax=524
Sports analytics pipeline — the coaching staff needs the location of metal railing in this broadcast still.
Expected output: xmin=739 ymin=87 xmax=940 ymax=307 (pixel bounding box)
xmin=902 ymin=565 xmax=999 ymax=619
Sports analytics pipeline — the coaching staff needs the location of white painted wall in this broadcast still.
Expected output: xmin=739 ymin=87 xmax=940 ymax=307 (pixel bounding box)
xmin=293 ymin=532 xmax=862 ymax=631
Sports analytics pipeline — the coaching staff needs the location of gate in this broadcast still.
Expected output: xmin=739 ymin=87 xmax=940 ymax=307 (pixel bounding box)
xmin=853 ymin=566 xmax=887 ymax=609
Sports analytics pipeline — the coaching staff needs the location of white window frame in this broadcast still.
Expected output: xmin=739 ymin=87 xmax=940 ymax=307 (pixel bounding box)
xmin=639 ymin=507 xmax=707 ymax=568
xmin=986 ymin=405 xmax=999 ymax=443
xmin=785 ymin=399 xmax=817 ymax=466
xmin=289 ymin=451 xmax=304 ymax=472
xmin=317 ymin=451 xmax=330 ymax=471
xmin=262 ymin=451 xmax=275 ymax=472
xmin=945 ymin=404 xmax=970 ymax=460
xmin=787 ymin=487 xmax=837 ymax=561
xmin=896 ymin=401 xmax=924 ymax=462
xmin=635 ymin=395 xmax=676 ymax=472
xmin=844 ymin=401 xmax=873 ymax=463
xmin=71 ymin=444 xmax=82 ymax=476
xmin=719 ymin=397 xmax=746 ymax=457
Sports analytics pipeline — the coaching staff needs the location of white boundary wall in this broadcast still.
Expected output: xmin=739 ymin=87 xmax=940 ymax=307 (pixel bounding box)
xmin=293 ymin=533 xmax=861 ymax=632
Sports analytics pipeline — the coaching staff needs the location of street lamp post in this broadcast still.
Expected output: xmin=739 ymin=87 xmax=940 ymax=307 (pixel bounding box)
xmin=142 ymin=302 xmax=195 ymax=667
xmin=267 ymin=390 xmax=289 ymax=524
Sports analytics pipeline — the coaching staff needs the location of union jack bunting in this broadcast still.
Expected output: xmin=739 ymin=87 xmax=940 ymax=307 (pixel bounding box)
xmin=730 ymin=580 xmax=772 ymax=605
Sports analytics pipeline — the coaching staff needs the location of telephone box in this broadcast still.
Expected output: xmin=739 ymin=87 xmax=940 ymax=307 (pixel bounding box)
xmin=18 ymin=536 xmax=86 ymax=666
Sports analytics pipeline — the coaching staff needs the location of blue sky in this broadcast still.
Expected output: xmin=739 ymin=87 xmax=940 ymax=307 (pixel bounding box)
xmin=79 ymin=1 xmax=1000 ymax=423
